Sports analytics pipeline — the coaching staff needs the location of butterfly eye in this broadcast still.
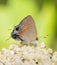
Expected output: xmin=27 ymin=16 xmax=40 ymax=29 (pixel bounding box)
xmin=16 ymin=27 xmax=19 ymax=31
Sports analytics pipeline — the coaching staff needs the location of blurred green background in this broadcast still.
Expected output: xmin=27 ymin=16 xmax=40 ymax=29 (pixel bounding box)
xmin=0 ymin=0 xmax=57 ymax=51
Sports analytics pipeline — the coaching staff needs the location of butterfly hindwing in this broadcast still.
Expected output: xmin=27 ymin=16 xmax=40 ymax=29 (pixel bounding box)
xmin=18 ymin=15 xmax=37 ymax=42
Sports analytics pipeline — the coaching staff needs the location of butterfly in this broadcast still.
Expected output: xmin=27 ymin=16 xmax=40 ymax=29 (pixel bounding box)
xmin=11 ymin=15 xmax=38 ymax=44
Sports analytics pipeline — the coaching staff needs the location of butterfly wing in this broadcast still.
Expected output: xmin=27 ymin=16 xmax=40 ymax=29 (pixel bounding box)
xmin=18 ymin=15 xmax=37 ymax=42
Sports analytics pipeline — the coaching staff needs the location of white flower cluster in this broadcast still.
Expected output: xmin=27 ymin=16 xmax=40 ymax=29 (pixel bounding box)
xmin=0 ymin=42 xmax=57 ymax=65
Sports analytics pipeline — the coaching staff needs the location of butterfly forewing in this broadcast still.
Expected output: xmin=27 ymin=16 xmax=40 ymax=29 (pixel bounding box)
xmin=18 ymin=15 xmax=37 ymax=42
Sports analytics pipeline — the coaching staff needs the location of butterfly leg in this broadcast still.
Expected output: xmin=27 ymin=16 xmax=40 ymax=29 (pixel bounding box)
xmin=30 ymin=40 xmax=38 ymax=46
xmin=20 ymin=40 xmax=38 ymax=46
xmin=20 ymin=41 xmax=30 ymax=46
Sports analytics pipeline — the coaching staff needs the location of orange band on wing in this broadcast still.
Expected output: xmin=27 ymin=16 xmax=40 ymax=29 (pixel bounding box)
xmin=28 ymin=21 xmax=33 ymax=25
xmin=19 ymin=26 xmax=30 ymax=37
xmin=19 ymin=21 xmax=33 ymax=37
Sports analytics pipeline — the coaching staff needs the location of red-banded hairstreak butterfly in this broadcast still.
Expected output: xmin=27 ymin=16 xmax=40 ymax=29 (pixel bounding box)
xmin=11 ymin=15 xmax=38 ymax=44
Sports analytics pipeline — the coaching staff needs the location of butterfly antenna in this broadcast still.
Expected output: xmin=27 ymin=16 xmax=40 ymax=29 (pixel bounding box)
xmin=13 ymin=25 xmax=16 ymax=28
xmin=6 ymin=37 xmax=11 ymax=41
xmin=8 ymin=29 xmax=12 ymax=31
xmin=8 ymin=25 xmax=16 ymax=31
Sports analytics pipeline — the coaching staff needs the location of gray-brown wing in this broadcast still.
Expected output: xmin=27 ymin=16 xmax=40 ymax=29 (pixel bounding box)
xmin=18 ymin=15 xmax=37 ymax=42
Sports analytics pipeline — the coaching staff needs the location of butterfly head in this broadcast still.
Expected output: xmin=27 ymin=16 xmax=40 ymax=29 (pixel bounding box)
xmin=11 ymin=26 xmax=20 ymax=40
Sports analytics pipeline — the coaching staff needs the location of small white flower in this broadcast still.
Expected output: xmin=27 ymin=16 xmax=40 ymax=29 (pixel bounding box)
xmin=52 ymin=52 xmax=57 ymax=62
xmin=0 ymin=42 xmax=57 ymax=65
